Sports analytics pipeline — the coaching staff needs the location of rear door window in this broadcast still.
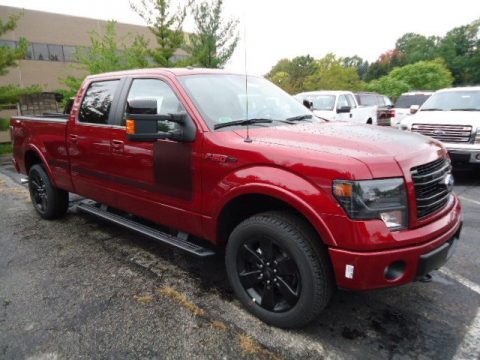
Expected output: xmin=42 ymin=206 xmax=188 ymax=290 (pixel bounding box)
xmin=79 ymin=80 xmax=120 ymax=124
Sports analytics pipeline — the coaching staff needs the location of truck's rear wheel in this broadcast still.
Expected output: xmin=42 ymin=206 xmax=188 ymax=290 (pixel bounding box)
xmin=28 ymin=164 xmax=68 ymax=219
xmin=225 ymin=211 xmax=333 ymax=328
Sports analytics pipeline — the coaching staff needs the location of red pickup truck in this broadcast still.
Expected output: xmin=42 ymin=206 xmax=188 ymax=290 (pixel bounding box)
xmin=11 ymin=68 xmax=462 ymax=328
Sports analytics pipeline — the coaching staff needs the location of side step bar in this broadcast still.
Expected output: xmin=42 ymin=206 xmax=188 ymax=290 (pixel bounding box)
xmin=77 ymin=202 xmax=215 ymax=257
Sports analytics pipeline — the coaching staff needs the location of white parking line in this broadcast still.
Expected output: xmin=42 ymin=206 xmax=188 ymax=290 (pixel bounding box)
xmin=440 ymin=268 xmax=480 ymax=295
xmin=452 ymin=308 xmax=480 ymax=360
xmin=439 ymin=268 xmax=480 ymax=360
xmin=459 ymin=196 xmax=480 ymax=207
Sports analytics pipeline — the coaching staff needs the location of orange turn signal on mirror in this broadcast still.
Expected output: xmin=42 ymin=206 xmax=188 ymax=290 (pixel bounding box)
xmin=333 ymin=182 xmax=353 ymax=197
xmin=126 ymin=119 xmax=136 ymax=134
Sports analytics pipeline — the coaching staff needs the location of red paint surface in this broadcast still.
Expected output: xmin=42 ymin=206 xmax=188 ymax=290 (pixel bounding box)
xmin=11 ymin=68 xmax=462 ymax=290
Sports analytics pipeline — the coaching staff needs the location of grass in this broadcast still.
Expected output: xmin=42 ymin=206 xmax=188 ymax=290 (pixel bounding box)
xmin=158 ymin=285 xmax=205 ymax=317
xmin=0 ymin=118 xmax=9 ymax=131
xmin=239 ymin=334 xmax=283 ymax=360
xmin=0 ymin=143 xmax=12 ymax=155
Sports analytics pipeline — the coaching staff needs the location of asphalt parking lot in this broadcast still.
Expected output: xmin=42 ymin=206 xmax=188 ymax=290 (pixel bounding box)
xmin=0 ymin=155 xmax=479 ymax=360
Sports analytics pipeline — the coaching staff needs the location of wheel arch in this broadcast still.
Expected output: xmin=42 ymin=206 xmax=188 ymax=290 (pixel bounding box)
xmin=24 ymin=145 xmax=57 ymax=186
xmin=215 ymin=187 xmax=336 ymax=248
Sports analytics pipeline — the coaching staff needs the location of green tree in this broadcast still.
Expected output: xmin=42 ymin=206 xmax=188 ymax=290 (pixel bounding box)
xmin=0 ymin=13 xmax=41 ymax=115
xmin=365 ymin=49 xmax=405 ymax=81
xmin=0 ymin=13 xmax=28 ymax=75
xmin=395 ymin=33 xmax=439 ymax=64
xmin=343 ymin=55 xmax=369 ymax=80
xmin=365 ymin=77 xmax=409 ymax=99
xmin=187 ymin=0 xmax=239 ymax=68
xmin=266 ymin=55 xmax=318 ymax=94
xmin=60 ymin=21 xmax=150 ymax=99
xmin=130 ymin=0 xmax=190 ymax=67
xmin=390 ymin=59 xmax=453 ymax=90
xmin=304 ymin=53 xmax=364 ymax=91
xmin=265 ymin=58 xmax=291 ymax=78
xmin=0 ymin=84 xmax=42 ymax=107
xmin=438 ymin=19 xmax=480 ymax=85
xmin=366 ymin=59 xmax=453 ymax=98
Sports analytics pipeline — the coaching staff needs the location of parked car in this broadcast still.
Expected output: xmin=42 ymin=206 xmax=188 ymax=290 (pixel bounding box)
xmin=354 ymin=92 xmax=394 ymax=126
xmin=294 ymin=90 xmax=377 ymax=124
xmin=400 ymin=86 xmax=480 ymax=167
xmin=390 ymin=91 xmax=433 ymax=128
xmin=11 ymin=69 xmax=462 ymax=328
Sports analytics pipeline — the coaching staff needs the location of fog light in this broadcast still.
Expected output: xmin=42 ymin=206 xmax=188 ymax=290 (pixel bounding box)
xmin=476 ymin=153 xmax=480 ymax=160
xmin=385 ymin=261 xmax=406 ymax=281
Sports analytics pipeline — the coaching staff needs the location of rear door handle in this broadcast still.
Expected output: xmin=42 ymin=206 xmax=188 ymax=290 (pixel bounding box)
xmin=69 ymin=134 xmax=79 ymax=143
xmin=111 ymin=139 xmax=124 ymax=152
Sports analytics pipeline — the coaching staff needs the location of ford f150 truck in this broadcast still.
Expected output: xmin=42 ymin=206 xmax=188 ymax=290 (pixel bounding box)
xmin=11 ymin=68 xmax=462 ymax=328
xmin=294 ymin=90 xmax=378 ymax=124
xmin=400 ymin=87 xmax=480 ymax=167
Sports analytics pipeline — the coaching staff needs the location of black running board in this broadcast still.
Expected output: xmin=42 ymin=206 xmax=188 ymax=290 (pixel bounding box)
xmin=77 ymin=202 xmax=215 ymax=257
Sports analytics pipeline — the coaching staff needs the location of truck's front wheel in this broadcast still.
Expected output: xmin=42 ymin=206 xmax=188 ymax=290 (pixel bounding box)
xmin=225 ymin=211 xmax=333 ymax=328
xmin=28 ymin=164 xmax=69 ymax=219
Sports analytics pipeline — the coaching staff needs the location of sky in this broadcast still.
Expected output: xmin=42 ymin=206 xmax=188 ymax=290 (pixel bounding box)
xmin=1 ymin=0 xmax=480 ymax=75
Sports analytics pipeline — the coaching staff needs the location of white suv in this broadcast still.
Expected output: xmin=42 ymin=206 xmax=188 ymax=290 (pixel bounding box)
xmin=400 ymin=87 xmax=480 ymax=166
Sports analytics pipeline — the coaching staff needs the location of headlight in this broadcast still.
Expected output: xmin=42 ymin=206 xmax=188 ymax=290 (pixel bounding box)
xmin=333 ymin=178 xmax=408 ymax=231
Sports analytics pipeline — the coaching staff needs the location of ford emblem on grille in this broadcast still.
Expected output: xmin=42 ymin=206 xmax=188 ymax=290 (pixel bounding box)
xmin=442 ymin=173 xmax=455 ymax=192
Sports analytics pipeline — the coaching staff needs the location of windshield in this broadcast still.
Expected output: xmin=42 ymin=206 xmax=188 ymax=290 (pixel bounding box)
xmin=178 ymin=74 xmax=317 ymax=130
xmin=395 ymin=94 xmax=431 ymax=108
xmin=300 ymin=94 xmax=336 ymax=111
xmin=421 ymin=90 xmax=480 ymax=111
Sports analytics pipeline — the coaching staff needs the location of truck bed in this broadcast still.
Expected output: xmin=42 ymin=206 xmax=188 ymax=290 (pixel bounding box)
xmin=11 ymin=115 xmax=72 ymax=192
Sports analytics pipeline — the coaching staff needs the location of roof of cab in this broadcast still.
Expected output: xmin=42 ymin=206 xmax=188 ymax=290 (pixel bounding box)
xmin=435 ymin=86 xmax=480 ymax=93
xmin=85 ymin=67 xmax=245 ymax=80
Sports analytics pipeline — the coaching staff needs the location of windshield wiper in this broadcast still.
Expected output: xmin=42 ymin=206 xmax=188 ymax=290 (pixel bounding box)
xmin=450 ymin=108 xmax=480 ymax=111
xmin=214 ymin=118 xmax=273 ymax=130
xmin=286 ymin=114 xmax=313 ymax=121
xmin=421 ymin=108 xmax=444 ymax=111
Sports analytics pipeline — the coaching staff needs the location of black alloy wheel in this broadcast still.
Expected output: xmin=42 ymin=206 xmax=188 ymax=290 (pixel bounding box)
xmin=226 ymin=211 xmax=333 ymax=328
xmin=238 ymin=238 xmax=300 ymax=312
xmin=30 ymin=170 xmax=48 ymax=215
xmin=28 ymin=164 xmax=69 ymax=219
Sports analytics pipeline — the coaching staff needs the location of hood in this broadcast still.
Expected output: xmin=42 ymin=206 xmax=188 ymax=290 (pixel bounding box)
xmin=234 ymin=122 xmax=444 ymax=178
xmin=402 ymin=110 xmax=480 ymax=127
xmin=312 ymin=109 xmax=335 ymax=120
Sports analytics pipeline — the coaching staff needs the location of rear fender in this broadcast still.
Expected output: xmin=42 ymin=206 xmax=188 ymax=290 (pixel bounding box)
xmin=25 ymin=144 xmax=59 ymax=187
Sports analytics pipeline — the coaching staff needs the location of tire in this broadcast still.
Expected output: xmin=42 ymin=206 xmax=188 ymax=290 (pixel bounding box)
xmin=28 ymin=164 xmax=69 ymax=219
xmin=225 ymin=211 xmax=334 ymax=328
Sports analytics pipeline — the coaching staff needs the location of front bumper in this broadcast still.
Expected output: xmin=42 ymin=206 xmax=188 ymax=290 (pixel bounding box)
xmin=447 ymin=147 xmax=480 ymax=164
xmin=328 ymin=203 xmax=462 ymax=290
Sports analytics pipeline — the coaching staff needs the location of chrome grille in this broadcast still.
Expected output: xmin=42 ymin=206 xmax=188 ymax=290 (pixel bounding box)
xmin=412 ymin=124 xmax=472 ymax=143
xmin=411 ymin=158 xmax=452 ymax=219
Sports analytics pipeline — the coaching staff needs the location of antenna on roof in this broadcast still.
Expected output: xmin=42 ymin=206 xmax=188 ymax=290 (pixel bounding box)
xmin=243 ymin=11 xmax=252 ymax=143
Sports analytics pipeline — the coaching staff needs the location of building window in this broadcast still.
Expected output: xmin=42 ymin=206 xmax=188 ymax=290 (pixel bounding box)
xmin=63 ymin=46 xmax=77 ymax=62
xmin=0 ymin=39 xmax=16 ymax=48
xmin=33 ymin=43 xmax=49 ymax=61
xmin=26 ymin=44 xmax=34 ymax=60
xmin=48 ymin=44 xmax=64 ymax=61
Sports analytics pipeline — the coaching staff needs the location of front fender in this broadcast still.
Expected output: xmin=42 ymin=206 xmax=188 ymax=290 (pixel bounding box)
xmin=206 ymin=166 xmax=342 ymax=246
